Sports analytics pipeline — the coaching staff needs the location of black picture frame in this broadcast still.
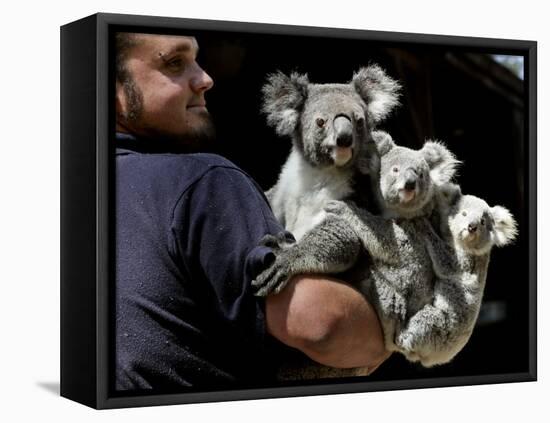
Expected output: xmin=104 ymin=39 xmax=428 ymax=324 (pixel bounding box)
xmin=60 ymin=12 xmax=537 ymax=409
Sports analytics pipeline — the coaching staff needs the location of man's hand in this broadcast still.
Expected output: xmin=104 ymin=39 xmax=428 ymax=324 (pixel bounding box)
xmin=265 ymin=274 xmax=391 ymax=371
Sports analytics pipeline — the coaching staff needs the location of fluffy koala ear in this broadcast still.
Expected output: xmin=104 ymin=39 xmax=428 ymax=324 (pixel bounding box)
xmin=490 ymin=206 xmax=518 ymax=246
xmin=421 ymin=141 xmax=461 ymax=186
xmin=261 ymin=71 xmax=309 ymax=137
xmin=371 ymin=130 xmax=395 ymax=156
xmin=352 ymin=65 xmax=401 ymax=124
xmin=357 ymin=130 xmax=394 ymax=174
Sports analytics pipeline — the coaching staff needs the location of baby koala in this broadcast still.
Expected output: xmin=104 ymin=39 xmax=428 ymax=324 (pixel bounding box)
xmin=253 ymin=133 xmax=463 ymax=373
xmin=396 ymin=183 xmax=518 ymax=366
xmin=262 ymin=65 xmax=400 ymax=240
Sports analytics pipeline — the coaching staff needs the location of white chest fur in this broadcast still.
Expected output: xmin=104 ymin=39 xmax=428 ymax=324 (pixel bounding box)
xmin=269 ymin=148 xmax=355 ymax=240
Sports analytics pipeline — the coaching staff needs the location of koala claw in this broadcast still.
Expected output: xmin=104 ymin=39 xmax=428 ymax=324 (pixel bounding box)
xmin=252 ymin=259 xmax=292 ymax=297
xmin=396 ymin=332 xmax=416 ymax=353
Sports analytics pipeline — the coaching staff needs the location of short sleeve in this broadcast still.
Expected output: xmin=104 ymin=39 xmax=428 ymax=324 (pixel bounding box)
xmin=170 ymin=165 xmax=288 ymax=349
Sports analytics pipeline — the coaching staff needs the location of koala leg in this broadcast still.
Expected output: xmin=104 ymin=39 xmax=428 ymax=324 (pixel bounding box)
xmin=416 ymin=218 xmax=460 ymax=278
xmin=252 ymin=215 xmax=362 ymax=296
xmin=396 ymin=273 xmax=481 ymax=366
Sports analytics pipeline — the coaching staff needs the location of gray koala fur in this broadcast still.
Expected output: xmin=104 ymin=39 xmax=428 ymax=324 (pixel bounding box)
xmin=261 ymin=65 xmax=400 ymax=240
xmin=254 ymin=133 xmax=470 ymax=377
xmin=397 ymin=183 xmax=518 ymax=366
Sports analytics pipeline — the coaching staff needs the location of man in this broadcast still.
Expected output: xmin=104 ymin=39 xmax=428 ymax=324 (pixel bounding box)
xmin=115 ymin=32 xmax=389 ymax=391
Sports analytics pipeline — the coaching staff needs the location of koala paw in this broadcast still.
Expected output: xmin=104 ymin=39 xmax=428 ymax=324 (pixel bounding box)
xmin=259 ymin=231 xmax=295 ymax=251
xmin=396 ymin=332 xmax=416 ymax=353
xmin=259 ymin=234 xmax=283 ymax=251
xmin=252 ymin=255 xmax=293 ymax=297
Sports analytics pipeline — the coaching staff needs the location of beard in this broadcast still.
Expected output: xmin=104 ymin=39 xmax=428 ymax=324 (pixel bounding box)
xmin=139 ymin=111 xmax=217 ymax=153
xmin=119 ymin=77 xmax=217 ymax=153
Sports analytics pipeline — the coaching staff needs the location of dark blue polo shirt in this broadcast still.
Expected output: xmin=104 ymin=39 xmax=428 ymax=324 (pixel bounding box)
xmin=115 ymin=133 xmax=290 ymax=392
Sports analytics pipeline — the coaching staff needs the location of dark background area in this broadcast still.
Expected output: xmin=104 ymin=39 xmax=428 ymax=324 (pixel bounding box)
xmin=120 ymin=28 xmax=530 ymax=384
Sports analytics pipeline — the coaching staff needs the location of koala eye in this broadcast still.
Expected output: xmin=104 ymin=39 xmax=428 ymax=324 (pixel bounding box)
xmin=392 ymin=166 xmax=399 ymax=173
xmin=316 ymin=118 xmax=326 ymax=128
xmin=481 ymin=218 xmax=486 ymax=225
xmin=462 ymin=211 xmax=467 ymax=216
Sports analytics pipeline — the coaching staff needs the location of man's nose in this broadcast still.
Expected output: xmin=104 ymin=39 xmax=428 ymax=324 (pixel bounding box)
xmin=190 ymin=64 xmax=214 ymax=93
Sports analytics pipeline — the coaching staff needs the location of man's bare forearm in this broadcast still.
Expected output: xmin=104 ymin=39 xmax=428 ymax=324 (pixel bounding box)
xmin=265 ymin=274 xmax=390 ymax=370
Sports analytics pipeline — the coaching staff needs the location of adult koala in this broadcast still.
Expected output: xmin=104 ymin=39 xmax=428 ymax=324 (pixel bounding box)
xmin=262 ymin=65 xmax=400 ymax=240
xmin=254 ymin=133 xmax=461 ymax=376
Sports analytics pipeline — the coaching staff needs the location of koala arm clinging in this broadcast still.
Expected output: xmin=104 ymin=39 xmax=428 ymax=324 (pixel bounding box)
xmin=417 ymin=217 xmax=461 ymax=278
xmin=325 ymin=200 xmax=399 ymax=264
xmin=395 ymin=220 xmax=484 ymax=366
xmin=253 ymin=214 xmax=362 ymax=297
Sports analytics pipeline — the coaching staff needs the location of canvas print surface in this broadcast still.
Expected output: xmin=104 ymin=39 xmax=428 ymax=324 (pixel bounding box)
xmin=112 ymin=27 xmax=529 ymax=397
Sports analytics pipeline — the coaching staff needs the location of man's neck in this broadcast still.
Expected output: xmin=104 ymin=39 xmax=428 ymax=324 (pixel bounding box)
xmin=116 ymin=122 xmax=133 ymax=135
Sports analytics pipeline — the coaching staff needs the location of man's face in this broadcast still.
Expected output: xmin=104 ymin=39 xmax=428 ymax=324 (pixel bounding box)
xmin=116 ymin=34 xmax=215 ymax=147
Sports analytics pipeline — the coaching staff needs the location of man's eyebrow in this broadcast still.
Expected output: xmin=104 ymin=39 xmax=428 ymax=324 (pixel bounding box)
xmin=157 ymin=39 xmax=199 ymax=60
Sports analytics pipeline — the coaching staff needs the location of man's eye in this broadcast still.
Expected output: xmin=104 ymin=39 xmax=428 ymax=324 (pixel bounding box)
xmin=166 ymin=58 xmax=184 ymax=71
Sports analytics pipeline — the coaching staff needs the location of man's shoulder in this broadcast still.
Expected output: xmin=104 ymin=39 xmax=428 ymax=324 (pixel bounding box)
xmin=118 ymin=150 xmax=240 ymax=179
xmin=183 ymin=153 xmax=242 ymax=172
xmin=116 ymin=150 xmax=257 ymax=200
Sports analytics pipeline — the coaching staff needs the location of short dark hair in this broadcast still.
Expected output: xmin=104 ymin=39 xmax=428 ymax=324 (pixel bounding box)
xmin=115 ymin=32 xmax=140 ymax=83
xmin=115 ymin=33 xmax=143 ymax=122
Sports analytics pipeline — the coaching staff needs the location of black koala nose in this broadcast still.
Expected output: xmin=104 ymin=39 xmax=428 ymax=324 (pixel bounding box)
xmin=404 ymin=179 xmax=416 ymax=191
xmin=336 ymin=133 xmax=353 ymax=148
xmin=468 ymin=223 xmax=478 ymax=233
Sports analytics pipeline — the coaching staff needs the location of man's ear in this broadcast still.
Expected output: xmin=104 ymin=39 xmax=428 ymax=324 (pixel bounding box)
xmin=261 ymin=71 xmax=308 ymax=137
xmin=421 ymin=140 xmax=461 ymax=186
xmin=115 ymin=80 xmax=127 ymax=118
xmin=490 ymin=205 xmax=518 ymax=246
xmin=352 ymin=65 xmax=401 ymax=125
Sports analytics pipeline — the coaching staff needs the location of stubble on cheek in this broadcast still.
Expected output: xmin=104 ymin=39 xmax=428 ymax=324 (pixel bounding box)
xmin=122 ymin=72 xmax=216 ymax=149
xmin=120 ymin=77 xmax=144 ymax=123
